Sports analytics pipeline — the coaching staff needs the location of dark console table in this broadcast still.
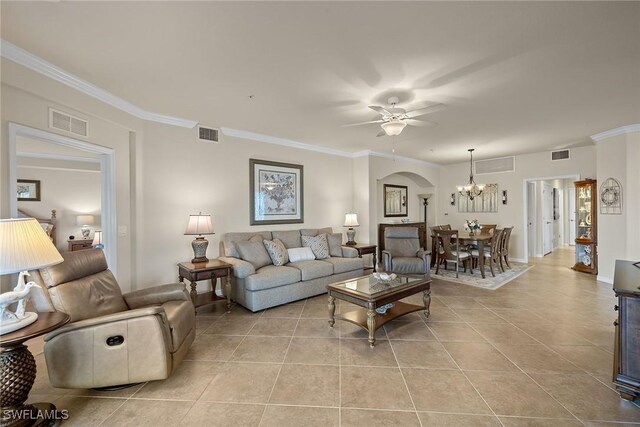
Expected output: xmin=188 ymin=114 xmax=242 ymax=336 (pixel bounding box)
xmin=613 ymin=260 xmax=640 ymax=401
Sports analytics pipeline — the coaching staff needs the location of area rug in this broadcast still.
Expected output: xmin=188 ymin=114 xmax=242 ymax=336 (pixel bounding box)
xmin=430 ymin=262 xmax=534 ymax=290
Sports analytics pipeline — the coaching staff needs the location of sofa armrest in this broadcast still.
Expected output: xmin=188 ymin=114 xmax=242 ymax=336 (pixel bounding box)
xmin=381 ymin=250 xmax=392 ymax=272
xmin=341 ymin=246 xmax=359 ymax=258
xmin=44 ymin=306 xmax=168 ymax=341
xmin=219 ymin=256 xmax=255 ymax=279
xmin=123 ymin=283 xmax=190 ymax=309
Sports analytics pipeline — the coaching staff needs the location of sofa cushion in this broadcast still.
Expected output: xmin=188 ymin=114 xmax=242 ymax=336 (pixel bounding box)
xmin=287 ymin=260 xmax=333 ymax=281
xmin=263 ymin=238 xmax=289 ymax=266
xmin=221 ymin=231 xmax=273 ymax=258
xmin=237 ymin=236 xmax=272 ymax=269
xmin=162 ymin=300 xmax=195 ymax=353
xmin=326 ymin=233 xmax=343 ymax=257
xmin=322 ymin=257 xmax=364 ymax=274
xmin=287 ymin=247 xmax=315 ymax=263
xmin=301 ymin=227 xmax=333 ymax=237
xmin=392 ymin=257 xmax=427 ymax=274
xmin=302 ymin=234 xmax=330 ymax=259
xmin=272 ymin=230 xmax=302 ymax=249
xmin=244 ymin=265 xmax=302 ymax=291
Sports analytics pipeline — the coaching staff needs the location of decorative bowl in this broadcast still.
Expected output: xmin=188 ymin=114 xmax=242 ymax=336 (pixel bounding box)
xmin=373 ymin=272 xmax=396 ymax=283
xmin=375 ymin=303 xmax=394 ymax=314
xmin=400 ymin=219 xmax=411 ymax=224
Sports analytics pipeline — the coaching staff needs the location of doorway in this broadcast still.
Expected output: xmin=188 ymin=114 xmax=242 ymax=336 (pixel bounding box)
xmin=542 ymin=183 xmax=553 ymax=255
xmin=8 ymin=123 xmax=117 ymax=273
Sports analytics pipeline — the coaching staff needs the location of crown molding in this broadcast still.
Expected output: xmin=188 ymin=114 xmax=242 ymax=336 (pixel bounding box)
xmin=1 ymin=39 xmax=198 ymax=128
xmin=354 ymin=149 xmax=441 ymax=168
xmin=591 ymin=124 xmax=640 ymax=142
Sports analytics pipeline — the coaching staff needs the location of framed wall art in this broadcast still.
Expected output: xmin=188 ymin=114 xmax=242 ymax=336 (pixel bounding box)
xmin=17 ymin=179 xmax=41 ymax=201
xmin=250 ymin=159 xmax=303 ymax=225
xmin=383 ymin=184 xmax=408 ymax=217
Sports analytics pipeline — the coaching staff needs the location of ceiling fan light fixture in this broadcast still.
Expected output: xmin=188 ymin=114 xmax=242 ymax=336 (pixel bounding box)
xmin=381 ymin=119 xmax=406 ymax=136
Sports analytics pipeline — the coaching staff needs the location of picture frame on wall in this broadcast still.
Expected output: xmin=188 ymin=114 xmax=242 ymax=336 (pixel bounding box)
xmin=384 ymin=184 xmax=408 ymax=217
xmin=250 ymin=159 xmax=304 ymax=225
xmin=17 ymin=179 xmax=41 ymax=201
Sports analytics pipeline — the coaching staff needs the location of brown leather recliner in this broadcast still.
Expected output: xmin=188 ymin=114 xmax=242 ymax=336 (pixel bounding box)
xmin=29 ymin=249 xmax=195 ymax=389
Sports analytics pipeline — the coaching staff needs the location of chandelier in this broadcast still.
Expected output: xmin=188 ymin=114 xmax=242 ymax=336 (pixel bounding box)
xmin=457 ymin=149 xmax=485 ymax=200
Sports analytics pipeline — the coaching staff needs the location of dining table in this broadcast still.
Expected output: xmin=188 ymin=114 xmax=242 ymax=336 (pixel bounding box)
xmin=431 ymin=233 xmax=494 ymax=279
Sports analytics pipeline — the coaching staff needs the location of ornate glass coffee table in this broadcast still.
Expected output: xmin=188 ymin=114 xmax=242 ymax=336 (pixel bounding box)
xmin=327 ymin=274 xmax=431 ymax=347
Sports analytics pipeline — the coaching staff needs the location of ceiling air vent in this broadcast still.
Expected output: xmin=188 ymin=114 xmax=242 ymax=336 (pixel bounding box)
xmin=551 ymin=149 xmax=570 ymax=161
xmin=197 ymin=125 xmax=220 ymax=144
xmin=49 ymin=108 xmax=89 ymax=138
xmin=474 ymin=156 xmax=515 ymax=175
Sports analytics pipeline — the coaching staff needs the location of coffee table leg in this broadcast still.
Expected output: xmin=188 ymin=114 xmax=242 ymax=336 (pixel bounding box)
xmin=367 ymin=309 xmax=376 ymax=347
xmin=328 ymin=296 xmax=336 ymax=327
xmin=423 ymin=289 xmax=431 ymax=318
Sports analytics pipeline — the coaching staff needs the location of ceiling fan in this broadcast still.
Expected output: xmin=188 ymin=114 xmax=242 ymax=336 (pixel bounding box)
xmin=344 ymin=96 xmax=445 ymax=137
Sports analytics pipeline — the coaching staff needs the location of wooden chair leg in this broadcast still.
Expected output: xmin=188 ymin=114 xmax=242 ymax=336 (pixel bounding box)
xmin=499 ymin=256 xmax=505 ymax=273
xmin=436 ymin=255 xmax=440 ymax=275
xmin=489 ymin=257 xmax=495 ymax=277
xmin=505 ymin=255 xmax=511 ymax=269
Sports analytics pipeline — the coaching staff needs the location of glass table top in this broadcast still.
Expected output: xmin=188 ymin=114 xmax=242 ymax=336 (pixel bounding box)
xmin=330 ymin=274 xmax=427 ymax=297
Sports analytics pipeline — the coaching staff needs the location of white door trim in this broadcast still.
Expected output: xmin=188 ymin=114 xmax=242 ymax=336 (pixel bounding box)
xmin=8 ymin=123 xmax=118 ymax=275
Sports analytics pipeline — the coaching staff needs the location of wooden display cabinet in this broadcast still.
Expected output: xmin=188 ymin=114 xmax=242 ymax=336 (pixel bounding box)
xmin=572 ymin=179 xmax=598 ymax=275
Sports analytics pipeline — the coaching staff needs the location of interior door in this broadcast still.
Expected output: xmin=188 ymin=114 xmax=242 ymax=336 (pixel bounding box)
xmin=542 ymin=183 xmax=553 ymax=255
xmin=568 ymin=187 xmax=576 ymax=245
xmin=527 ymin=182 xmax=536 ymax=256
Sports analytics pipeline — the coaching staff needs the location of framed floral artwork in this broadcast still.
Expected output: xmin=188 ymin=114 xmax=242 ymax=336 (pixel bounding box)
xmin=383 ymin=184 xmax=408 ymax=217
xmin=17 ymin=179 xmax=41 ymax=201
xmin=250 ymin=159 xmax=304 ymax=225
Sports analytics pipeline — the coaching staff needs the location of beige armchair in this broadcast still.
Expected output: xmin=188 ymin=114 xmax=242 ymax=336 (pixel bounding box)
xmin=381 ymin=227 xmax=430 ymax=275
xmin=29 ymin=249 xmax=195 ymax=389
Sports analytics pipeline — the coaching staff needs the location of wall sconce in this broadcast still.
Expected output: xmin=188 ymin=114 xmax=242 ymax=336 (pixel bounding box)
xmin=502 ymin=190 xmax=508 ymax=205
xmin=450 ymin=193 xmax=456 ymax=206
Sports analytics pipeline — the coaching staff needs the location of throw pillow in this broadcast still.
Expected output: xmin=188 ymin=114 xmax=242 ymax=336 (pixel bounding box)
xmin=301 ymin=234 xmax=330 ymax=259
xmin=287 ymin=247 xmax=315 ymax=263
xmin=263 ymin=238 xmax=289 ymax=266
xmin=236 ymin=238 xmax=272 ymax=269
xmin=326 ymin=233 xmax=343 ymax=257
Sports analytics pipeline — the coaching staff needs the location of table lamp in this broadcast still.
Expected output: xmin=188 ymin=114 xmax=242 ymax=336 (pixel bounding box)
xmin=76 ymin=215 xmax=95 ymax=239
xmin=0 ymin=218 xmax=63 ymax=334
xmin=184 ymin=212 xmax=215 ymax=263
xmin=92 ymin=230 xmax=104 ymax=249
xmin=344 ymin=213 xmax=359 ymax=246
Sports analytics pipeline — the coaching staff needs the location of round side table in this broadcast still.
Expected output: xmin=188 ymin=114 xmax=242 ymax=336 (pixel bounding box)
xmin=0 ymin=312 xmax=70 ymax=427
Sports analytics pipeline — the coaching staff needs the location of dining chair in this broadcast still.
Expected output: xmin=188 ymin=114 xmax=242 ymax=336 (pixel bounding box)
xmin=499 ymin=227 xmax=514 ymax=271
xmin=479 ymin=224 xmax=497 ymax=236
xmin=471 ymin=228 xmax=503 ymax=277
xmin=430 ymin=225 xmax=454 ymax=268
xmin=434 ymin=229 xmax=471 ymax=278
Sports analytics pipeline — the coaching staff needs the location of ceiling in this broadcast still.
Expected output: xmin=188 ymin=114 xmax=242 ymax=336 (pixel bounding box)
xmin=2 ymin=2 xmax=639 ymax=164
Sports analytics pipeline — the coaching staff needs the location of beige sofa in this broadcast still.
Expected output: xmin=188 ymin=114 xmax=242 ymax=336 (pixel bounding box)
xmin=219 ymin=227 xmax=364 ymax=312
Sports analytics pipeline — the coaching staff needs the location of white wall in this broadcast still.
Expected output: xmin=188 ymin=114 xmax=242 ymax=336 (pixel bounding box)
xmin=596 ymin=131 xmax=640 ymax=283
xmin=17 ymin=164 xmax=101 ymax=253
xmin=436 ymin=147 xmax=596 ymax=262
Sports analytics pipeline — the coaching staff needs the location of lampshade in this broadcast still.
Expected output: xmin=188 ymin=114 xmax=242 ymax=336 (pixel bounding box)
xmin=418 ymin=193 xmax=433 ymax=200
xmin=76 ymin=215 xmax=95 ymax=226
xmin=343 ymin=213 xmax=359 ymax=227
xmin=184 ymin=213 xmax=214 ymax=236
xmin=381 ymin=119 xmax=407 ymax=136
xmin=0 ymin=218 xmax=63 ymax=275
xmin=92 ymin=230 xmax=103 ymax=246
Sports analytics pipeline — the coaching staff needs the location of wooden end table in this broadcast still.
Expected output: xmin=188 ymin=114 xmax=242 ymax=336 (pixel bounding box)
xmin=178 ymin=260 xmax=233 ymax=313
xmin=0 ymin=312 xmax=70 ymax=427
xmin=345 ymin=244 xmax=377 ymax=271
xmin=327 ymin=274 xmax=431 ymax=347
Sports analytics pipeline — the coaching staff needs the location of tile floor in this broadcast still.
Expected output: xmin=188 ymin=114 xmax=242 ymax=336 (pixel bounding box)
xmin=26 ymin=248 xmax=640 ymax=426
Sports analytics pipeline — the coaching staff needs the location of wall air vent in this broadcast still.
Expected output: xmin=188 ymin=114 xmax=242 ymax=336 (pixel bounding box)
xmin=551 ymin=149 xmax=570 ymax=160
xmin=474 ymin=156 xmax=515 ymax=175
xmin=49 ymin=108 xmax=89 ymax=138
xmin=197 ymin=125 xmax=220 ymax=144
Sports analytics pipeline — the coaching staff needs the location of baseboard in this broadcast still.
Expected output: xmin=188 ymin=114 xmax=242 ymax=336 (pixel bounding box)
xmin=597 ymin=275 xmax=613 ymax=284
xmin=511 ymin=258 xmax=528 ymax=263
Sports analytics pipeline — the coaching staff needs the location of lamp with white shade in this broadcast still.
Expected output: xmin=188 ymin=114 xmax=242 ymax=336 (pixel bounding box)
xmin=381 ymin=119 xmax=407 ymax=136
xmin=0 ymin=218 xmax=63 ymax=334
xmin=343 ymin=213 xmax=360 ymax=246
xmin=184 ymin=213 xmax=215 ymax=263
xmin=92 ymin=230 xmax=104 ymax=249
xmin=76 ymin=214 xmax=95 ymax=239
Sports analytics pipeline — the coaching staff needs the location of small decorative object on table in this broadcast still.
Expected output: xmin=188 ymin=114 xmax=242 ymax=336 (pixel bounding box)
xmin=76 ymin=214 xmax=95 ymax=238
xmin=373 ymin=272 xmax=397 ymax=283
xmin=375 ymin=303 xmax=394 ymax=314
xmin=92 ymin=230 xmax=104 ymax=249
xmin=464 ymin=219 xmax=481 ymax=237
xmin=184 ymin=212 xmax=215 ymax=263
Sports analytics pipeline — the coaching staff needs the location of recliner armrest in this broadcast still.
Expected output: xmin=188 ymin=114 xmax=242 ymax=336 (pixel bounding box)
xmin=381 ymin=250 xmax=392 ymax=272
xmin=44 ymin=306 xmax=168 ymax=341
xmin=219 ymin=256 xmax=255 ymax=279
xmin=123 ymin=283 xmax=190 ymax=309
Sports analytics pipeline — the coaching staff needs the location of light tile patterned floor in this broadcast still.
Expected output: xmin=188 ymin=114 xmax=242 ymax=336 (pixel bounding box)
xmin=27 ymin=248 xmax=640 ymax=426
